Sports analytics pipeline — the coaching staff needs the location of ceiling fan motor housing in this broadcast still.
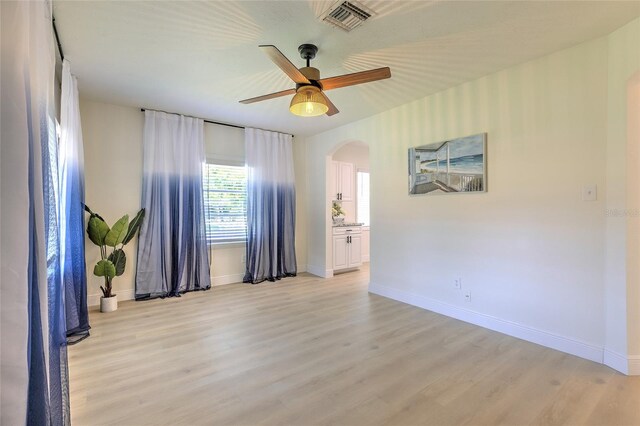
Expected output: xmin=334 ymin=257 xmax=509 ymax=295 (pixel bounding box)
xmin=298 ymin=43 xmax=322 ymax=89
xmin=298 ymin=44 xmax=318 ymax=61
xmin=299 ymin=67 xmax=320 ymax=81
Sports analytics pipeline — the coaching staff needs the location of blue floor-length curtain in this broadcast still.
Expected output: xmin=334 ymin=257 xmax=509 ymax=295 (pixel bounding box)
xmin=1 ymin=1 xmax=71 ymax=424
xmin=243 ymin=128 xmax=297 ymax=284
xmin=59 ymin=59 xmax=90 ymax=343
xmin=135 ymin=110 xmax=211 ymax=299
xmin=42 ymin=94 xmax=71 ymax=426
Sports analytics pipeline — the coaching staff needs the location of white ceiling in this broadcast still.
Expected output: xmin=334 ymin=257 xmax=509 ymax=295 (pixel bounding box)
xmin=53 ymin=1 xmax=640 ymax=136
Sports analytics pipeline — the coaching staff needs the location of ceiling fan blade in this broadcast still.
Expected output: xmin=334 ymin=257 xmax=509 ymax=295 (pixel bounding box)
xmin=259 ymin=45 xmax=310 ymax=85
xmin=320 ymin=92 xmax=339 ymax=116
xmin=239 ymin=88 xmax=296 ymax=104
xmin=319 ymin=67 xmax=391 ymax=91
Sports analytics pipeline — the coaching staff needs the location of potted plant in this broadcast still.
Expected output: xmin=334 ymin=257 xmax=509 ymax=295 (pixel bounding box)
xmin=332 ymin=201 xmax=345 ymax=224
xmin=84 ymin=205 xmax=145 ymax=313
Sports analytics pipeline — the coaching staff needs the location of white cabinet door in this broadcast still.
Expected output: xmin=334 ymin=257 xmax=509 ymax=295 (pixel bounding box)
xmin=339 ymin=162 xmax=354 ymax=201
xmin=331 ymin=161 xmax=354 ymax=201
xmin=331 ymin=161 xmax=341 ymax=200
xmin=347 ymin=234 xmax=362 ymax=268
xmin=333 ymin=235 xmax=348 ymax=270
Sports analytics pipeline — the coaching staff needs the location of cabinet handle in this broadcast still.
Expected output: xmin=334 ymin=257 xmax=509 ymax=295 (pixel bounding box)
xmin=348 ymin=236 xmax=351 ymax=243
xmin=339 ymin=193 xmax=342 ymax=200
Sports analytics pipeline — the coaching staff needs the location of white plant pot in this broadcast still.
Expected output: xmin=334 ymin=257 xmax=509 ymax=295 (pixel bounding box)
xmin=100 ymin=295 xmax=118 ymax=313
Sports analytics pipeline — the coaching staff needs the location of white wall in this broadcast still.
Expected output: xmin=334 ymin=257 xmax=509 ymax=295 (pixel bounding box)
xmin=81 ymin=99 xmax=307 ymax=305
xmin=604 ymin=17 xmax=640 ymax=374
xmin=303 ymin=22 xmax=640 ymax=373
xmin=81 ymin=100 xmax=144 ymax=305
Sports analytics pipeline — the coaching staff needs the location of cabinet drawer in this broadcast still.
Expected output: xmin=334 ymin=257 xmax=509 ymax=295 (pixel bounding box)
xmin=333 ymin=227 xmax=362 ymax=236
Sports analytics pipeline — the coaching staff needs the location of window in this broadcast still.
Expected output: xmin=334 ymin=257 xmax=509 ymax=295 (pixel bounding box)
xmin=202 ymin=162 xmax=247 ymax=243
xmin=357 ymin=170 xmax=370 ymax=226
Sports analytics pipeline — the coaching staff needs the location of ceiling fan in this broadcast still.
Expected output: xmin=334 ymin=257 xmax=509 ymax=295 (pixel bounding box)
xmin=239 ymin=44 xmax=391 ymax=117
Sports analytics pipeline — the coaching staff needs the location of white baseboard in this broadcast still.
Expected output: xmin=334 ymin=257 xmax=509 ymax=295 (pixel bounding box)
xmin=212 ymin=273 xmax=244 ymax=286
xmin=628 ymin=356 xmax=640 ymax=375
xmin=368 ymin=282 xmax=604 ymax=366
xmin=604 ymin=349 xmax=629 ymax=374
xmin=307 ymin=264 xmax=332 ymax=278
xmin=306 ymin=264 xmax=323 ymax=277
xmin=213 ymin=264 xmax=306 ymax=286
xmin=90 ymin=265 xmax=311 ymax=305
xmin=88 ymin=289 xmax=135 ymax=307
xmin=603 ymin=350 xmax=640 ymax=375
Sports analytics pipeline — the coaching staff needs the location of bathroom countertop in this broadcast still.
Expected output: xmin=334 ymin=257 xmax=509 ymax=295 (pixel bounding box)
xmin=332 ymin=222 xmax=364 ymax=227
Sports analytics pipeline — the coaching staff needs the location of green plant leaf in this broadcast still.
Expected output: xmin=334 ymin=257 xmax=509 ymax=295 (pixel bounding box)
xmin=87 ymin=216 xmax=110 ymax=246
xmin=108 ymin=249 xmax=127 ymax=276
xmin=93 ymin=259 xmax=116 ymax=279
xmin=122 ymin=208 xmax=145 ymax=245
xmin=84 ymin=204 xmax=105 ymax=221
xmin=104 ymin=215 xmax=129 ymax=247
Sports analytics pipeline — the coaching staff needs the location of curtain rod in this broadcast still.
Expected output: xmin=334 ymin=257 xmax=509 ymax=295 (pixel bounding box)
xmin=140 ymin=108 xmax=294 ymax=137
xmin=52 ymin=17 xmax=64 ymax=61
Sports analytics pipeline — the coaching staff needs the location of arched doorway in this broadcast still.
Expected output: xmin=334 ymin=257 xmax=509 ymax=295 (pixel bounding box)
xmin=325 ymin=140 xmax=370 ymax=277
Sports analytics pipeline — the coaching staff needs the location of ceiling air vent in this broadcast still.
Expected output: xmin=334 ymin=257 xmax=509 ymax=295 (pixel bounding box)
xmin=320 ymin=0 xmax=374 ymax=32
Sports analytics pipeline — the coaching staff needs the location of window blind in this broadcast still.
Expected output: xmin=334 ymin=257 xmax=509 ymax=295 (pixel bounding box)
xmin=202 ymin=163 xmax=247 ymax=243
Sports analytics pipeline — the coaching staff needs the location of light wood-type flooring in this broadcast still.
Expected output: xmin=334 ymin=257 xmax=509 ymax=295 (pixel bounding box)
xmin=69 ymin=265 xmax=640 ymax=425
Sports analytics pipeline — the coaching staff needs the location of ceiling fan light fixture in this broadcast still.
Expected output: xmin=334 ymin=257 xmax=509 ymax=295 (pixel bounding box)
xmin=239 ymin=44 xmax=390 ymax=117
xmin=289 ymin=86 xmax=328 ymax=117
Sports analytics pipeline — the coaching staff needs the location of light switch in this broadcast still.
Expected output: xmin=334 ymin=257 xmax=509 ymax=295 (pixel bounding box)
xmin=582 ymin=184 xmax=597 ymax=201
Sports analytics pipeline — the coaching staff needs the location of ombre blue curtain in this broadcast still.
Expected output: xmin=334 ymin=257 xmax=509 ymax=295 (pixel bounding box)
xmin=59 ymin=60 xmax=90 ymax=343
xmin=243 ymin=128 xmax=297 ymax=284
xmin=42 ymin=99 xmax=70 ymax=426
xmin=135 ymin=111 xmax=211 ymax=299
xmin=1 ymin=1 xmax=70 ymax=424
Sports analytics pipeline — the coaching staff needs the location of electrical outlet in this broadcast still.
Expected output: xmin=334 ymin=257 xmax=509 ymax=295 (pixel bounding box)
xmin=454 ymin=278 xmax=462 ymax=289
xmin=464 ymin=291 xmax=471 ymax=302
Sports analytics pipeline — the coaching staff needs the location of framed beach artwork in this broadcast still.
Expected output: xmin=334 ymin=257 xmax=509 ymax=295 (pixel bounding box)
xmin=408 ymin=133 xmax=487 ymax=195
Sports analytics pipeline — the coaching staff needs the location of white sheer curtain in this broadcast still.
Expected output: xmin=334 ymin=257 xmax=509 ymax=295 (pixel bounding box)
xmin=59 ymin=59 xmax=90 ymax=342
xmin=243 ymin=128 xmax=297 ymax=284
xmin=135 ymin=111 xmax=211 ymax=299
xmin=1 ymin=1 xmax=68 ymax=424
